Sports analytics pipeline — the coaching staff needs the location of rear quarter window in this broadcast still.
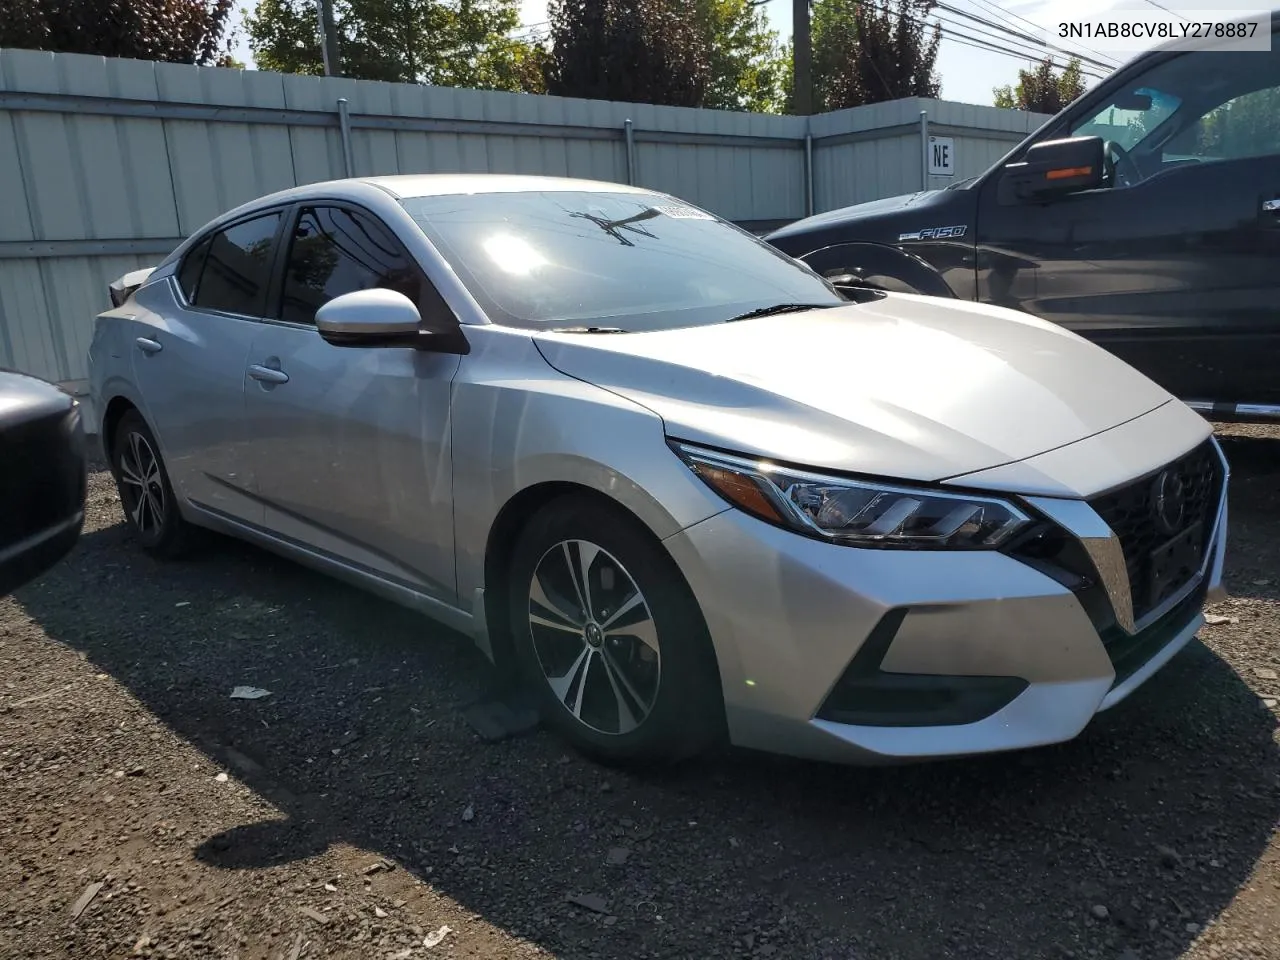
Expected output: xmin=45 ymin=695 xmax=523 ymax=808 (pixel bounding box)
xmin=176 ymin=236 xmax=211 ymax=303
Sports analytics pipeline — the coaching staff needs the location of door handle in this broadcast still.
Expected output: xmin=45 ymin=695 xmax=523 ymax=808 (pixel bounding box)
xmin=247 ymin=364 xmax=289 ymax=385
xmin=135 ymin=337 xmax=162 ymax=355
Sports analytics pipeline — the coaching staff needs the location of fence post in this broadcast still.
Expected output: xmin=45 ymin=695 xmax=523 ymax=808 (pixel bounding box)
xmin=623 ymin=119 xmax=636 ymax=185
xmin=804 ymin=132 xmax=814 ymax=218
xmin=919 ymin=110 xmax=929 ymax=191
xmin=337 ymin=97 xmax=355 ymax=177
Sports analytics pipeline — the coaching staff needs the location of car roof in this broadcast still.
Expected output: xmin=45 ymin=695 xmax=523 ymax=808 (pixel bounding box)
xmin=209 ymin=173 xmax=654 ymax=229
xmin=155 ymin=173 xmax=667 ymax=273
xmin=359 ymin=173 xmax=652 ymax=199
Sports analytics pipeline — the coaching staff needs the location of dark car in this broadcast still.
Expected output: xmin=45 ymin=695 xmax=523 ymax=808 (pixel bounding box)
xmin=0 ymin=371 xmax=87 ymax=596
xmin=767 ymin=12 xmax=1280 ymax=422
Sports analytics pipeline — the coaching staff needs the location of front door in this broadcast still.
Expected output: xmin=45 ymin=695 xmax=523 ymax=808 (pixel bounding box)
xmin=130 ymin=209 xmax=285 ymax=525
xmin=242 ymin=204 xmax=462 ymax=603
xmin=975 ymin=41 xmax=1280 ymax=405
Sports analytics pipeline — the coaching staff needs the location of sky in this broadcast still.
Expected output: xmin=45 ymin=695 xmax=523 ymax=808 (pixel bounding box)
xmin=230 ymin=0 xmax=1163 ymax=108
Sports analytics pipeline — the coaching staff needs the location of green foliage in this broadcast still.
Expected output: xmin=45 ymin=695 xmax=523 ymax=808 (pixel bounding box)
xmin=244 ymin=0 xmax=544 ymax=91
xmin=543 ymin=0 xmax=712 ymax=107
xmin=696 ymin=0 xmax=788 ymax=113
xmin=0 ymin=0 xmax=235 ymax=65
xmin=1190 ymin=87 xmax=1280 ymax=159
xmin=811 ymin=0 xmax=941 ymax=111
xmin=245 ymin=0 xmax=784 ymax=110
xmin=993 ymin=56 xmax=1086 ymax=113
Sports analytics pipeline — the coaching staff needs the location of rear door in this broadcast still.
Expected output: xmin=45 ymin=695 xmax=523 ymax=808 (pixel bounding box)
xmin=974 ymin=41 xmax=1280 ymax=405
xmin=242 ymin=203 xmax=462 ymax=603
xmin=129 ymin=209 xmax=285 ymax=524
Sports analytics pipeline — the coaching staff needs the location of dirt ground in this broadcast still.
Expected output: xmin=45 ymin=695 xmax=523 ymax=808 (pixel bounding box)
xmin=4 ymin=425 xmax=1280 ymax=960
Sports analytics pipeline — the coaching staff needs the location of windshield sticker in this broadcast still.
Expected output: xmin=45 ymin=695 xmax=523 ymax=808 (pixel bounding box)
xmin=654 ymin=203 xmax=716 ymax=221
xmin=898 ymin=225 xmax=967 ymax=242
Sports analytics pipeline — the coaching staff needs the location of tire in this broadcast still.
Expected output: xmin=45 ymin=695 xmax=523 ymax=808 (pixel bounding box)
xmin=507 ymin=495 xmax=726 ymax=766
xmin=110 ymin=410 xmax=195 ymax=558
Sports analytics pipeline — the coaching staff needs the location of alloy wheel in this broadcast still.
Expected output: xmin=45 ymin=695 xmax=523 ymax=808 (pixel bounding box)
xmin=527 ymin=539 xmax=661 ymax=736
xmin=118 ymin=430 xmax=166 ymax=537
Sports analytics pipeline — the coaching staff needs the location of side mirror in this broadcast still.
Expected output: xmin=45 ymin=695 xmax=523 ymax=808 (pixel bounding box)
xmin=0 ymin=372 xmax=86 ymax=597
xmin=315 ymin=288 xmax=428 ymax=348
xmin=998 ymin=135 xmax=1106 ymax=203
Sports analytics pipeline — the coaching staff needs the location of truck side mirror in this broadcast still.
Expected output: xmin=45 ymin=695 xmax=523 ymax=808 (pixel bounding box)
xmin=998 ymin=136 xmax=1106 ymax=204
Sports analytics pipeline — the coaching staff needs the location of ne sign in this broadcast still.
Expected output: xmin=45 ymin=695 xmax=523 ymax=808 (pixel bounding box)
xmin=928 ymin=136 xmax=955 ymax=176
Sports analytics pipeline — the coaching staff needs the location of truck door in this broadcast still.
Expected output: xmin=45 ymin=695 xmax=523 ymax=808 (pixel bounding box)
xmin=975 ymin=41 xmax=1280 ymax=406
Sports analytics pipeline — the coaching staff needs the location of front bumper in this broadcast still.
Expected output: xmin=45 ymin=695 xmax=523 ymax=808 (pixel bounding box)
xmin=661 ymin=442 xmax=1228 ymax=765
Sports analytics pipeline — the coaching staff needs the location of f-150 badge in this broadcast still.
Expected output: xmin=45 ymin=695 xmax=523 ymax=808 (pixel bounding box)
xmin=898 ymin=225 xmax=967 ymax=242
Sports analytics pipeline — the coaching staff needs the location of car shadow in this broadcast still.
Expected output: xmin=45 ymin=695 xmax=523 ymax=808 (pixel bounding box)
xmin=13 ymin=483 xmax=1280 ymax=959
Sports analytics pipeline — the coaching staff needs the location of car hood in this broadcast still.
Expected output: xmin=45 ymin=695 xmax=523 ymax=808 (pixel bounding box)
xmin=532 ymin=295 xmax=1173 ymax=482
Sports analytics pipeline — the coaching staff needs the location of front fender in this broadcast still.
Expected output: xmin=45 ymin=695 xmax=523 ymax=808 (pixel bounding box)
xmin=450 ymin=329 xmax=730 ymax=607
xmin=449 ymin=328 xmax=740 ymax=682
xmin=799 ymin=241 xmax=959 ymax=298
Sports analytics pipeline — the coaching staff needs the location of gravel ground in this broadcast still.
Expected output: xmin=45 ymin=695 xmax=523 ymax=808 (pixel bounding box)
xmin=4 ymin=425 xmax=1280 ymax=960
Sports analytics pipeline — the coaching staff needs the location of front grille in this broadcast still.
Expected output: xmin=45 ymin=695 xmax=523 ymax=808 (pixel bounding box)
xmin=1087 ymin=440 xmax=1222 ymax=622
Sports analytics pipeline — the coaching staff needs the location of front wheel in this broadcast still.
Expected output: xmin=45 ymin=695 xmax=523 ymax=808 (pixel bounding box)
xmin=507 ymin=496 xmax=725 ymax=765
xmin=110 ymin=410 xmax=195 ymax=558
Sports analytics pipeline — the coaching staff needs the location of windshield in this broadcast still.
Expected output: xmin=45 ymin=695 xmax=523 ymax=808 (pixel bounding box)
xmin=400 ymin=190 xmax=843 ymax=331
xmin=1072 ymin=85 xmax=1183 ymax=152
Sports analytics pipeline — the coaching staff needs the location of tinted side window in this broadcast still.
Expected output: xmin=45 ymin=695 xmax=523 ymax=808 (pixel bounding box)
xmin=177 ymin=235 xmax=211 ymax=302
xmin=192 ymin=212 xmax=282 ymax=317
xmin=279 ymin=206 xmax=423 ymax=326
xmin=1168 ymin=85 xmax=1280 ymax=163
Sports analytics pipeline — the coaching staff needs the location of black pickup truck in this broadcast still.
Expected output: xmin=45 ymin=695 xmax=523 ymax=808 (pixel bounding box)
xmin=767 ymin=12 xmax=1280 ymax=423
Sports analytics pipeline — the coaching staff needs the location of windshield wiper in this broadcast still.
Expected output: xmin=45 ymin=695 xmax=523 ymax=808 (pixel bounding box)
xmin=725 ymin=303 xmax=838 ymax=322
xmin=569 ymin=208 xmax=662 ymax=247
xmin=553 ymin=326 xmax=627 ymax=334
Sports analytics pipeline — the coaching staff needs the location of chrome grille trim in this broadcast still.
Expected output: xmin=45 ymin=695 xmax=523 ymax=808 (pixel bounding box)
xmin=1023 ymin=435 xmax=1229 ymax=638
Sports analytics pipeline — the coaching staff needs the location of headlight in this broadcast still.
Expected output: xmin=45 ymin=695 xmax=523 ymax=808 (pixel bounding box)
xmin=672 ymin=442 xmax=1031 ymax=550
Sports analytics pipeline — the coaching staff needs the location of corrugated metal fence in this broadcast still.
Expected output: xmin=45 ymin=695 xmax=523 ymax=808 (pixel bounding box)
xmin=0 ymin=47 xmax=1050 ymax=390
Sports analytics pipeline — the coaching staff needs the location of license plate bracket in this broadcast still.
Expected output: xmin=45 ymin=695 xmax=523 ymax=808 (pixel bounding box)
xmin=1147 ymin=521 xmax=1204 ymax=608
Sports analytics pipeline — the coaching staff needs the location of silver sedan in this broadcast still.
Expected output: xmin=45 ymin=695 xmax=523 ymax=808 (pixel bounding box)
xmin=87 ymin=174 xmax=1228 ymax=765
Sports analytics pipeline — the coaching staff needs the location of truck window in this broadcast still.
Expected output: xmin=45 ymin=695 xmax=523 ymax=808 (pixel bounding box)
xmin=1165 ymin=85 xmax=1280 ymax=163
xmin=1073 ymin=87 xmax=1181 ymax=152
xmin=1067 ymin=44 xmax=1280 ymax=188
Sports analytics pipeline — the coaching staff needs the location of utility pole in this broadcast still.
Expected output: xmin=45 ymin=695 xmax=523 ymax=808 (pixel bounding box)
xmin=316 ymin=0 xmax=341 ymax=77
xmin=793 ymin=0 xmax=812 ymax=115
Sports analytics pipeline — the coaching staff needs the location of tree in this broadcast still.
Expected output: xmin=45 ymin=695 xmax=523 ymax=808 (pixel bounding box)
xmin=696 ymin=0 xmax=788 ymax=114
xmin=543 ymin=0 xmax=711 ymax=107
xmin=0 ymin=0 xmax=235 ymax=65
xmin=244 ymin=0 xmax=544 ymax=91
xmin=1185 ymin=87 xmax=1280 ymax=159
xmin=811 ymin=0 xmax=941 ymax=111
xmin=993 ymin=56 xmax=1086 ymax=113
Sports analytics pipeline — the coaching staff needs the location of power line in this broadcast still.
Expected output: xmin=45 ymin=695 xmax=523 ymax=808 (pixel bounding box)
xmin=936 ymin=24 xmax=1109 ymax=80
xmin=1143 ymin=0 xmax=1189 ymax=20
xmin=510 ymin=19 xmax=549 ymax=44
xmin=933 ymin=1 xmax=1121 ymax=72
xmin=859 ymin=2 xmax=1111 ymax=83
xmin=941 ymin=27 xmax=1108 ymax=81
xmin=959 ymin=0 xmax=1123 ymax=69
xmin=965 ymin=0 xmax=1048 ymax=36
xmin=931 ymin=9 xmax=1110 ymax=74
